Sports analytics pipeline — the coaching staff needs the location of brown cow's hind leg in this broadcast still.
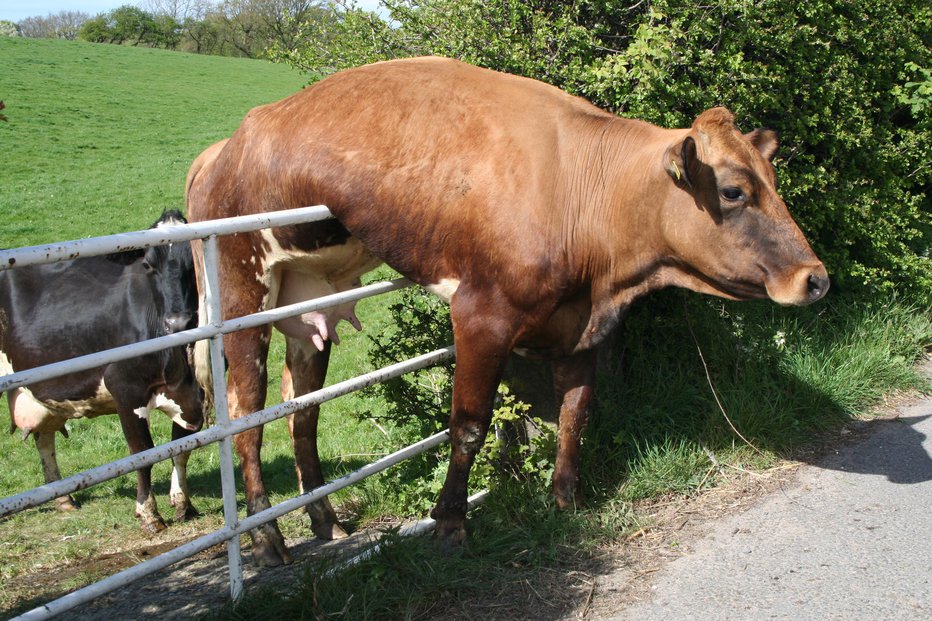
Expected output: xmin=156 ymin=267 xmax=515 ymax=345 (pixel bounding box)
xmin=283 ymin=336 xmax=348 ymax=540
xmin=227 ymin=325 xmax=293 ymax=566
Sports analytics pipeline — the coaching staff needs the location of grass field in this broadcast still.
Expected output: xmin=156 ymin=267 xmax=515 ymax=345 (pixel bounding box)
xmin=1 ymin=36 xmax=930 ymax=620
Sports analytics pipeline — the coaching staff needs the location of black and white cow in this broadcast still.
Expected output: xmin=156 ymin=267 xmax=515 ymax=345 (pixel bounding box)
xmin=0 ymin=210 xmax=204 ymax=532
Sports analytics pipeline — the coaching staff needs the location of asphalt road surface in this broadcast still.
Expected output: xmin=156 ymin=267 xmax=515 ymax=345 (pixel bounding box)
xmin=608 ymin=378 xmax=932 ymax=620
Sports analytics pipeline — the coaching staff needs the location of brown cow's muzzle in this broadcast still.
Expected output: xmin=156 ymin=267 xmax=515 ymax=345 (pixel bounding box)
xmin=766 ymin=262 xmax=830 ymax=306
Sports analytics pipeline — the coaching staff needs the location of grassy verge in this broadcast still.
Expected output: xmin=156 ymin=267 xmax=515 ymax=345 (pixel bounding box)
xmin=208 ymin=292 xmax=930 ymax=620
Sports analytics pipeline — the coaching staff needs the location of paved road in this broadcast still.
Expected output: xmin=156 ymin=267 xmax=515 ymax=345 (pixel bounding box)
xmin=609 ymin=386 xmax=932 ymax=620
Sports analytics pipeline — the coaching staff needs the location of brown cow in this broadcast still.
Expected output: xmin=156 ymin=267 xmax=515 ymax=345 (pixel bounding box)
xmin=187 ymin=56 xmax=828 ymax=566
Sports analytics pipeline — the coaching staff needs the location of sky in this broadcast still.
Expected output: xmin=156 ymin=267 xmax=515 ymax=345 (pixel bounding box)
xmin=0 ymin=1 xmax=385 ymax=23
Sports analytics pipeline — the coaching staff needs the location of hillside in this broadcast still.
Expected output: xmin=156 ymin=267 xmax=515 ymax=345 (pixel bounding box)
xmin=0 ymin=37 xmax=307 ymax=247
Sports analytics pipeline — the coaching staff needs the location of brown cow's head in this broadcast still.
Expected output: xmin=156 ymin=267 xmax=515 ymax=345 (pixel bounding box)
xmin=661 ymin=107 xmax=828 ymax=306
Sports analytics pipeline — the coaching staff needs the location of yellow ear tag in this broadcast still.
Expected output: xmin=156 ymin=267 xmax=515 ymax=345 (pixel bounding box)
xmin=671 ymin=160 xmax=682 ymax=181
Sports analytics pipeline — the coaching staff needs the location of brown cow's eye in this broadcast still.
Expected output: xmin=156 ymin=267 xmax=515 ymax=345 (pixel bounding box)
xmin=721 ymin=187 xmax=745 ymax=202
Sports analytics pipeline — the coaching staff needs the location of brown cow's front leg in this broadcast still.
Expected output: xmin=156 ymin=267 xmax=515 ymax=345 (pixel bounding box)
xmin=551 ymin=348 xmax=597 ymax=509
xmin=283 ymin=336 xmax=348 ymax=540
xmin=226 ymin=325 xmax=292 ymax=566
xmin=431 ymin=295 xmax=515 ymax=549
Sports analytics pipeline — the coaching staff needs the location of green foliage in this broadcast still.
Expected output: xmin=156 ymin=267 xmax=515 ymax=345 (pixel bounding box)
xmin=77 ymin=5 xmax=182 ymax=48
xmin=274 ymin=0 xmax=931 ymax=300
xmin=364 ymin=286 xmax=558 ymax=514
xmin=366 ymin=286 xmax=454 ymax=435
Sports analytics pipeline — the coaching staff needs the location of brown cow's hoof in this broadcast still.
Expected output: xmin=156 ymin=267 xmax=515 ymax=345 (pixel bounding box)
xmin=553 ymin=491 xmax=585 ymax=511
xmin=250 ymin=523 xmax=293 ymax=567
xmin=433 ymin=522 xmax=467 ymax=554
xmin=312 ymin=521 xmax=348 ymax=540
xmin=55 ymin=495 xmax=80 ymax=511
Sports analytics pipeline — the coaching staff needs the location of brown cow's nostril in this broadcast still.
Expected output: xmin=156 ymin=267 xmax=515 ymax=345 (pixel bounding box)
xmin=807 ymin=273 xmax=830 ymax=302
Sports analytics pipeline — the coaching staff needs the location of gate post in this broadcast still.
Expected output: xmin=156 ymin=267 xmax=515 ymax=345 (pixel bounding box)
xmin=203 ymin=233 xmax=244 ymax=600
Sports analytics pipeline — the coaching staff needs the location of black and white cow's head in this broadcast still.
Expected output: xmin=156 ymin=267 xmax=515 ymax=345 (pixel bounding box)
xmin=109 ymin=210 xmax=198 ymax=336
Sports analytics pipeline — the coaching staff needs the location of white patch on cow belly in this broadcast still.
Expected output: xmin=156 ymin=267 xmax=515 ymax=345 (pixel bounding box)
xmin=11 ymin=378 xmax=116 ymax=433
xmin=0 ymin=348 xmax=14 ymax=376
xmin=256 ymin=228 xmax=381 ymax=349
xmin=425 ymin=278 xmax=460 ymax=303
xmin=257 ymin=229 xmax=380 ymax=293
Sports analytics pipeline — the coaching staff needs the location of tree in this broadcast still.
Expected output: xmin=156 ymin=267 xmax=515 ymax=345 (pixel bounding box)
xmin=17 ymin=11 xmax=90 ymax=39
xmin=108 ymin=5 xmax=158 ymax=45
xmin=208 ymin=0 xmax=330 ymax=58
xmin=77 ymin=15 xmax=111 ymax=43
xmin=151 ymin=13 xmax=183 ymax=48
xmin=0 ymin=20 xmax=21 ymax=37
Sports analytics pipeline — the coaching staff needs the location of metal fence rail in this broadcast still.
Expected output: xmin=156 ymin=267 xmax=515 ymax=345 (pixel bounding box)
xmin=0 ymin=207 xmax=460 ymax=620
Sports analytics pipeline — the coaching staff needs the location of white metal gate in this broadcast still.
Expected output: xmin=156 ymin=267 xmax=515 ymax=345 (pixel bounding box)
xmin=0 ymin=206 xmax=464 ymax=619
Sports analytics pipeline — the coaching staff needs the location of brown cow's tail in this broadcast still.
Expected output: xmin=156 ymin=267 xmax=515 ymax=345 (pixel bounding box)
xmin=190 ymin=226 xmax=215 ymax=417
xmin=193 ymin=300 xmax=215 ymax=417
xmin=185 ymin=139 xmax=230 ymax=419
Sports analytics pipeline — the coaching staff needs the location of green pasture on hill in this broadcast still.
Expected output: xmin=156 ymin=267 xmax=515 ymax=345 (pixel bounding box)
xmin=0 ymin=36 xmax=306 ymax=246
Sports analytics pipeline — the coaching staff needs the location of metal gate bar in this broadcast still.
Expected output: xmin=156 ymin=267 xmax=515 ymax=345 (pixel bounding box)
xmin=0 ymin=278 xmax=412 ymax=394
xmin=0 ymin=346 xmax=455 ymax=517
xmin=14 ymin=429 xmax=453 ymax=621
xmin=1 ymin=207 xmax=463 ymax=620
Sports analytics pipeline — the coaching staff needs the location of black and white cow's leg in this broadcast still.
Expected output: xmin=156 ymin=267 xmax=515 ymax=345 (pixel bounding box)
xmin=169 ymin=423 xmax=199 ymax=521
xmin=115 ymin=406 xmax=166 ymax=533
xmin=551 ymin=348 xmax=597 ymax=510
xmin=7 ymin=390 xmax=79 ymax=510
xmin=33 ymin=429 xmax=80 ymax=511
xmin=283 ymin=336 xmax=348 ymax=540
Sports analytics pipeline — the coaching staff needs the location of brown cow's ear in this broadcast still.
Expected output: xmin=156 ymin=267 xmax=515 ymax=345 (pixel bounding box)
xmin=745 ymin=129 xmax=779 ymax=161
xmin=665 ymin=135 xmax=697 ymax=189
